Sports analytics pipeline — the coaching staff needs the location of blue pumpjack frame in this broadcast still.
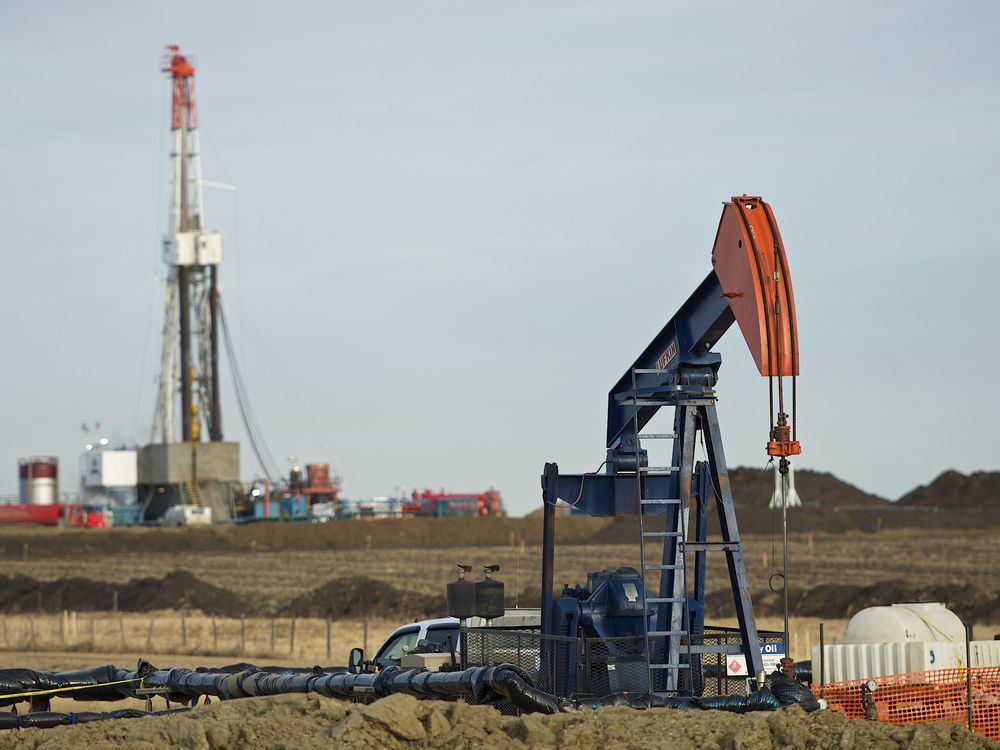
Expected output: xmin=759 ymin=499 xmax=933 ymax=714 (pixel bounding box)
xmin=540 ymin=269 xmax=765 ymax=692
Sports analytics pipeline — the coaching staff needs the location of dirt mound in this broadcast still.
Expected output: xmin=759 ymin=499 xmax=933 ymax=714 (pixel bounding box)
xmin=590 ymin=465 xmax=1000 ymax=539
xmin=0 ymin=571 xmax=245 ymax=617
xmin=589 ymin=465 xmax=895 ymax=542
xmin=706 ymin=579 xmax=1000 ymax=624
xmin=0 ymin=692 xmax=994 ymax=749
xmin=114 ymin=570 xmax=246 ymax=616
xmin=283 ymin=576 xmax=445 ymax=620
xmin=898 ymin=470 xmax=1000 ymax=509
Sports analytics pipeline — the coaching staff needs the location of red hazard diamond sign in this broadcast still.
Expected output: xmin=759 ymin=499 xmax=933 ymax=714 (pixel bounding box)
xmin=728 ymin=659 xmax=742 ymax=673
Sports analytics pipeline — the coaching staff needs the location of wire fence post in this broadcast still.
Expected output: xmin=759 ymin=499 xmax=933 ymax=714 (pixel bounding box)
xmin=212 ymin=616 xmax=218 ymax=651
xmin=290 ymin=618 xmax=297 ymax=656
xmin=240 ymin=614 xmax=246 ymax=654
xmin=181 ymin=611 xmax=187 ymax=649
xmin=326 ymin=618 xmax=332 ymax=661
xmin=270 ymin=618 xmax=276 ymax=654
xmin=966 ymin=624 xmax=974 ymax=732
xmin=363 ymin=615 xmax=369 ymax=654
xmin=819 ymin=622 xmax=825 ymax=690
xmin=118 ymin=612 xmax=126 ymax=650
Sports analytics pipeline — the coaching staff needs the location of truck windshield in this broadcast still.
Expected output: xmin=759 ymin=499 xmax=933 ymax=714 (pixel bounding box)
xmin=424 ymin=625 xmax=459 ymax=651
xmin=375 ymin=628 xmax=419 ymax=667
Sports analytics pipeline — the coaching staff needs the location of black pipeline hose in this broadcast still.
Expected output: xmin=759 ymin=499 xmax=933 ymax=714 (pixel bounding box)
xmin=0 ymin=707 xmax=190 ymax=730
xmin=0 ymin=663 xmax=144 ymax=708
xmin=1 ymin=661 xmax=818 ymax=722
xmin=0 ymin=661 xmax=564 ymax=716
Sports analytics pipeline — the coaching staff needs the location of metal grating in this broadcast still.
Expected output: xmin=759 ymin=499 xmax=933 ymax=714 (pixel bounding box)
xmin=461 ymin=626 xmax=785 ymax=704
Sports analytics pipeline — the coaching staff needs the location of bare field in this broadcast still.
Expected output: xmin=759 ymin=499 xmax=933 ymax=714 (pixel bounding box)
xmin=0 ymin=526 xmax=993 ymax=671
xmin=0 ymin=527 xmax=995 ymax=613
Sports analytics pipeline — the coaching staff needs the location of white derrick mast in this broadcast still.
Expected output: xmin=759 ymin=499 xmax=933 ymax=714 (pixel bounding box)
xmin=151 ymin=45 xmax=223 ymax=445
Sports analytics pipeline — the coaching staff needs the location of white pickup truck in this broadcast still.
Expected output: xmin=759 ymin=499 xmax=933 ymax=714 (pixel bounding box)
xmin=357 ymin=609 xmax=542 ymax=671
xmin=159 ymin=505 xmax=213 ymax=527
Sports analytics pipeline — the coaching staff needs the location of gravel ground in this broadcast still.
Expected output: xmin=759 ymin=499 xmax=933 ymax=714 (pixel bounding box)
xmin=0 ymin=693 xmax=996 ymax=750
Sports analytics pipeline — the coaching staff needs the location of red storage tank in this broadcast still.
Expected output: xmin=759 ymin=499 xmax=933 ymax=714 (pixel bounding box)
xmin=306 ymin=463 xmax=331 ymax=489
xmin=18 ymin=457 xmax=58 ymax=505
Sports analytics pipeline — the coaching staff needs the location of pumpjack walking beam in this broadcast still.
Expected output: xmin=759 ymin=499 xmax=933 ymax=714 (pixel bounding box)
xmin=541 ymin=195 xmax=800 ymax=693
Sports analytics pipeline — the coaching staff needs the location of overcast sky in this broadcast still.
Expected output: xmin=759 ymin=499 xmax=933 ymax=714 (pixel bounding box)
xmin=1 ymin=1 xmax=997 ymax=515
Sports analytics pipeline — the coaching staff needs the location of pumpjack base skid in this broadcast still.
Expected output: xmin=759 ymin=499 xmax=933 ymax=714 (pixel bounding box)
xmin=541 ymin=394 xmax=765 ymax=694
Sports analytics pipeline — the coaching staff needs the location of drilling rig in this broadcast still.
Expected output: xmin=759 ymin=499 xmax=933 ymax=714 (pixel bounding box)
xmin=137 ymin=46 xmax=239 ymax=521
xmin=151 ymin=44 xmax=222 ymax=446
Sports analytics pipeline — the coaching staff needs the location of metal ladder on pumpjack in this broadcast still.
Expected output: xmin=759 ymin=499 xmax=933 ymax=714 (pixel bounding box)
xmin=617 ymin=366 xmax=753 ymax=694
xmin=620 ymin=366 xmax=690 ymax=694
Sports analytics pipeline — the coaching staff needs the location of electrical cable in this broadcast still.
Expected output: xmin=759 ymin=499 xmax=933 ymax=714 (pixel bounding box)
xmin=543 ymin=460 xmax=608 ymax=515
xmin=702 ymin=453 xmax=788 ymax=665
xmin=699 ymin=456 xmax=783 ymax=591
xmin=224 ymin=349 xmax=278 ymax=478
xmin=218 ymin=300 xmax=281 ymax=481
xmin=760 ymin=201 xmax=798 ymax=443
xmin=773 ymin=236 xmax=784 ymax=420
xmin=134 ymin=78 xmax=172 ymax=443
xmin=792 ymin=376 xmax=797 ymax=441
xmin=203 ymin=133 xmax=368 ymax=495
xmin=733 ymin=201 xmax=776 ymax=433
xmin=704 ymin=456 xmax=771 ymax=522
xmin=231 ymin=354 xmax=279 ymax=478
xmin=755 ymin=203 xmax=797 ymax=644
xmin=781 ymin=459 xmax=790 ymax=656
xmin=230 ymin=304 xmax=370 ymax=498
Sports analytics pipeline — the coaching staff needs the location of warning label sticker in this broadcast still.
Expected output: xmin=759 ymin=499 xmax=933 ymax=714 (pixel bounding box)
xmin=725 ymin=642 xmax=785 ymax=677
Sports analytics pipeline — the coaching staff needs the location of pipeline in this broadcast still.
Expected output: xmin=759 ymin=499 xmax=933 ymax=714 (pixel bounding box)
xmin=0 ymin=661 xmax=564 ymax=717
xmin=0 ymin=707 xmax=190 ymax=730
xmin=577 ymin=671 xmax=824 ymax=713
xmin=0 ymin=663 xmax=145 ymax=709
xmin=1 ymin=660 xmax=819 ymax=728
xmin=140 ymin=663 xmax=566 ymax=714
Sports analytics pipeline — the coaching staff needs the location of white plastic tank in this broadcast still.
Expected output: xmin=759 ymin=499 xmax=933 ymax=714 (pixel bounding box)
xmin=812 ymin=602 xmax=994 ymax=680
xmin=844 ymin=602 xmax=965 ymax=644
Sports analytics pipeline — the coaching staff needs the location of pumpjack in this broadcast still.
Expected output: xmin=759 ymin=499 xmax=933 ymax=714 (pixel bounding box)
xmin=541 ymin=195 xmax=800 ymax=695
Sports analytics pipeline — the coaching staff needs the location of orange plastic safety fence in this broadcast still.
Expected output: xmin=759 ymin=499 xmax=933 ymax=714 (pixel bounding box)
xmin=813 ymin=667 xmax=1000 ymax=740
